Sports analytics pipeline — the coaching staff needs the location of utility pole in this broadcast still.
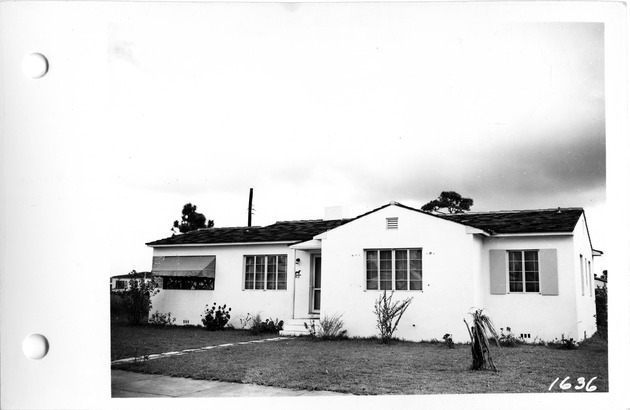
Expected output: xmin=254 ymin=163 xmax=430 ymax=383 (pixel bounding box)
xmin=248 ymin=188 xmax=253 ymax=227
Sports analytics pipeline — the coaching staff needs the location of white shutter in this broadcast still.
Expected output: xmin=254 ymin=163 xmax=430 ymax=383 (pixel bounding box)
xmin=489 ymin=250 xmax=506 ymax=295
xmin=539 ymin=249 xmax=559 ymax=296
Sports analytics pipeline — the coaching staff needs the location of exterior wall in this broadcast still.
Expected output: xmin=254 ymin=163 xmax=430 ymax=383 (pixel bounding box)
xmin=320 ymin=205 xmax=478 ymax=343
xmin=150 ymin=244 xmax=295 ymax=327
xmin=572 ymin=214 xmax=597 ymax=340
xmin=480 ymin=235 xmax=582 ymax=341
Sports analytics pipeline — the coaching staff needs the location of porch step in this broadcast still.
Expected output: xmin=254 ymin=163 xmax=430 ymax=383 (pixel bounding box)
xmin=280 ymin=318 xmax=320 ymax=337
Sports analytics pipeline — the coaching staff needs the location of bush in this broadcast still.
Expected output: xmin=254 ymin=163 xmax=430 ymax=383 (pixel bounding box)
xmin=595 ymin=285 xmax=607 ymax=340
xmin=442 ymin=333 xmax=454 ymax=348
xmin=148 ymin=311 xmax=176 ymax=327
xmin=201 ymin=303 xmax=232 ymax=331
xmin=250 ymin=314 xmax=284 ymax=335
xmin=239 ymin=313 xmax=253 ymax=329
xmin=304 ymin=314 xmax=348 ymax=340
xmin=121 ymin=277 xmax=160 ymax=325
xmin=374 ymin=290 xmax=413 ymax=344
xmin=548 ymin=335 xmax=578 ymax=350
xmin=498 ymin=327 xmax=520 ymax=347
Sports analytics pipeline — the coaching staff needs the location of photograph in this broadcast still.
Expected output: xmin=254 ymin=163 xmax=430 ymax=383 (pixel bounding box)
xmin=106 ymin=2 xmax=609 ymax=399
xmin=0 ymin=1 xmax=625 ymax=409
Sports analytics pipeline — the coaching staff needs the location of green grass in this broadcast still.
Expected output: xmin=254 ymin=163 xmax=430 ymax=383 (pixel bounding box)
xmin=110 ymin=323 xmax=271 ymax=361
xmin=111 ymin=325 xmax=608 ymax=395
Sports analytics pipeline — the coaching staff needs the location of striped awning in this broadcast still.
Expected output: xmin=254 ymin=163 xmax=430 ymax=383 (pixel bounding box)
xmin=152 ymin=256 xmax=216 ymax=277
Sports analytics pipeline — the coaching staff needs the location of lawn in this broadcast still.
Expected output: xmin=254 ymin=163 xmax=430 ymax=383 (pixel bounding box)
xmin=110 ymin=323 xmax=272 ymax=361
xmin=111 ymin=325 xmax=608 ymax=395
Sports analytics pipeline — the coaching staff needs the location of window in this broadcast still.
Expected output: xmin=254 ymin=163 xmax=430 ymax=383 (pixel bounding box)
xmin=163 ymin=277 xmax=214 ymax=290
xmin=580 ymin=255 xmax=584 ymax=296
xmin=508 ymin=250 xmax=539 ymax=293
xmin=115 ymin=280 xmax=126 ymax=290
xmin=244 ymin=255 xmax=287 ymax=290
xmin=366 ymin=249 xmax=422 ymax=290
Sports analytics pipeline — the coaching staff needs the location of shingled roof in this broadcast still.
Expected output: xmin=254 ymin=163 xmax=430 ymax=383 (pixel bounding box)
xmin=438 ymin=208 xmax=584 ymax=234
xmin=146 ymin=219 xmax=352 ymax=246
xmin=147 ymin=204 xmax=585 ymax=246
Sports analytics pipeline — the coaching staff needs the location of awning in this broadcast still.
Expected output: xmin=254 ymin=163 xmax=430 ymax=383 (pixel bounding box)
xmin=152 ymin=255 xmax=216 ymax=277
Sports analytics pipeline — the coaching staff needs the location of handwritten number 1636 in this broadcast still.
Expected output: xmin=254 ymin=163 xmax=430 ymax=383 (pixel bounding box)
xmin=549 ymin=377 xmax=597 ymax=392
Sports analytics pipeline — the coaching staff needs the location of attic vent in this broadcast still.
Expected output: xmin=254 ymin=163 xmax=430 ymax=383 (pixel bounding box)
xmin=386 ymin=217 xmax=398 ymax=230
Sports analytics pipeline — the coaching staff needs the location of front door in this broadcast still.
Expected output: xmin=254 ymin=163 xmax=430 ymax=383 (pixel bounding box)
xmin=311 ymin=255 xmax=321 ymax=313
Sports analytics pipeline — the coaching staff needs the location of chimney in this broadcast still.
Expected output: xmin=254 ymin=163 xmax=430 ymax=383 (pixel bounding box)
xmin=324 ymin=206 xmax=344 ymax=220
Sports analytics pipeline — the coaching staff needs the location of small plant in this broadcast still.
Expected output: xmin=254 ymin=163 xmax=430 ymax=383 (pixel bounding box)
xmin=250 ymin=314 xmax=284 ymax=335
xmin=548 ymin=335 xmax=578 ymax=350
xmin=428 ymin=338 xmax=440 ymax=344
xmin=498 ymin=327 xmax=519 ymax=347
xmin=148 ymin=311 xmax=176 ymax=327
xmin=442 ymin=333 xmax=454 ymax=348
xmin=201 ymin=303 xmax=232 ymax=331
xmin=463 ymin=308 xmax=500 ymax=371
xmin=239 ymin=313 xmax=252 ymax=329
xmin=304 ymin=314 xmax=348 ymax=340
xmin=374 ymin=290 xmax=413 ymax=344
xmin=304 ymin=319 xmax=317 ymax=336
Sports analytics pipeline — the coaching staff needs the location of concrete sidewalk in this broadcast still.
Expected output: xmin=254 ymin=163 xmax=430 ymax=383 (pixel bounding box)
xmin=112 ymin=370 xmax=352 ymax=397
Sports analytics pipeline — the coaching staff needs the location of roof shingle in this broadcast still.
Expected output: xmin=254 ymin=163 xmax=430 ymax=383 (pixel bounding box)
xmin=146 ymin=205 xmax=584 ymax=246
xmin=439 ymin=208 xmax=583 ymax=234
xmin=146 ymin=219 xmax=351 ymax=246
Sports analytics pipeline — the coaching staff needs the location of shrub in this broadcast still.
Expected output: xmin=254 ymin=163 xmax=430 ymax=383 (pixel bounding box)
xmin=250 ymin=314 xmax=284 ymax=335
xmin=148 ymin=311 xmax=176 ymax=327
xmin=442 ymin=333 xmax=454 ymax=348
xmin=498 ymin=327 xmax=520 ymax=347
xmin=595 ymin=285 xmax=607 ymax=340
xmin=121 ymin=276 xmax=160 ymax=325
xmin=548 ymin=335 xmax=578 ymax=350
xmin=201 ymin=303 xmax=232 ymax=331
xmin=239 ymin=313 xmax=253 ymax=329
xmin=303 ymin=314 xmax=348 ymax=340
xmin=374 ymin=290 xmax=413 ymax=344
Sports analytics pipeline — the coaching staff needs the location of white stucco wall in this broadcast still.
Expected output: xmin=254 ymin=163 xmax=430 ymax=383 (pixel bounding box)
xmin=480 ymin=234 xmax=585 ymax=341
xmin=149 ymin=244 xmax=296 ymax=327
xmin=572 ymin=214 xmax=597 ymax=340
xmin=320 ymin=205 xmax=478 ymax=343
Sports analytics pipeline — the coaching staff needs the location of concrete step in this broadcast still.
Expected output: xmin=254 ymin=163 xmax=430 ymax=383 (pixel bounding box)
xmin=280 ymin=318 xmax=320 ymax=337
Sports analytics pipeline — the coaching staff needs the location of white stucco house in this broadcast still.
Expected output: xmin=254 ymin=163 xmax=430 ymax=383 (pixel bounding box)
xmin=146 ymin=202 xmax=601 ymax=342
xmin=110 ymin=271 xmax=153 ymax=292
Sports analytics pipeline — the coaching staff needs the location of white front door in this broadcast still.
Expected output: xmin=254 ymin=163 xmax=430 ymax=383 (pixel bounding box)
xmin=310 ymin=255 xmax=321 ymax=313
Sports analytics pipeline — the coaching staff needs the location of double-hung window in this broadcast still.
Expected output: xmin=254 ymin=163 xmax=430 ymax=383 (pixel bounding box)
xmin=508 ymin=250 xmax=539 ymax=292
xmin=366 ymin=249 xmax=422 ymax=290
xmin=244 ymin=255 xmax=287 ymax=290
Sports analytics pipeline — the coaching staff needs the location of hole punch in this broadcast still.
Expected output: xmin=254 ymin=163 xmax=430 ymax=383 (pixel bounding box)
xmin=22 ymin=334 xmax=49 ymax=360
xmin=22 ymin=53 xmax=49 ymax=79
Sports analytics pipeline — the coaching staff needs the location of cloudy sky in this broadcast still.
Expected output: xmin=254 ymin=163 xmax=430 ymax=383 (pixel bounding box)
xmin=106 ymin=4 xmax=606 ymax=276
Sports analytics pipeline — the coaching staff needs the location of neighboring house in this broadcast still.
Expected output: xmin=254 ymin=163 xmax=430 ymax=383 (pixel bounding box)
xmin=110 ymin=271 xmax=153 ymax=292
xmin=145 ymin=202 xmax=601 ymax=343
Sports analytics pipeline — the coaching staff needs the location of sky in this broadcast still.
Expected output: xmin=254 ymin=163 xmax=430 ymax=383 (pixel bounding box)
xmin=106 ymin=5 xmax=606 ymax=276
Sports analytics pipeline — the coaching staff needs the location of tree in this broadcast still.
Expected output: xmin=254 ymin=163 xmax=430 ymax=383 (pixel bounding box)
xmin=421 ymin=191 xmax=474 ymax=214
xmin=463 ymin=309 xmax=500 ymax=371
xmin=172 ymin=203 xmax=214 ymax=235
xmin=121 ymin=272 xmax=160 ymax=325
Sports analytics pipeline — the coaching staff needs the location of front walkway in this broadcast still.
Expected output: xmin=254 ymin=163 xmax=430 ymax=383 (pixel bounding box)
xmin=112 ymin=370 xmax=351 ymax=397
